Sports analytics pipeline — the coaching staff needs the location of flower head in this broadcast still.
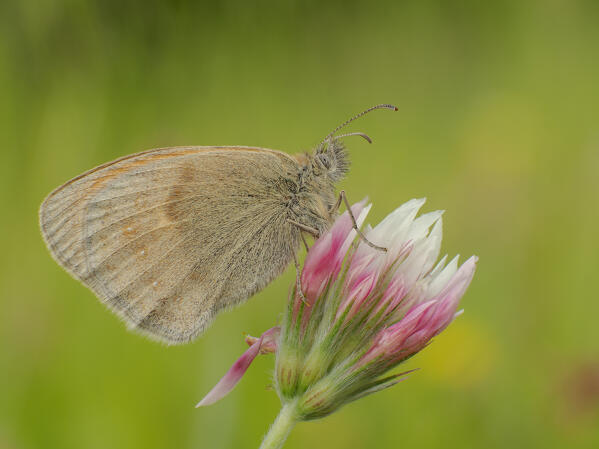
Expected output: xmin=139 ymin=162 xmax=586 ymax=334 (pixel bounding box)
xmin=198 ymin=199 xmax=477 ymax=422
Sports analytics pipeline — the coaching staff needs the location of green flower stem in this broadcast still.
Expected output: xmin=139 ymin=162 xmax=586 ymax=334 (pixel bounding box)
xmin=260 ymin=401 xmax=298 ymax=449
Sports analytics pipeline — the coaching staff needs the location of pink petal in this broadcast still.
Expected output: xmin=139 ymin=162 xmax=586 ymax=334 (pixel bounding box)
xmin=336 ymin=269 xmax=379 ymax=322
xmin=383 ymin=256 xmax=478 ymax=358
xmin=357 ymin=300 xmax=437 ymax=367
xmin=196 ymin=327 xmax=281 ymax=407
xmin=196 ymin=339 xmax=262 ymax=407
xmin=300 ymin=200 xmax=370 ymax=302
xmin=429 ymin=256 xmax=478 ymax=336
xmin=245 ymin=326 xmax=281 ymax=354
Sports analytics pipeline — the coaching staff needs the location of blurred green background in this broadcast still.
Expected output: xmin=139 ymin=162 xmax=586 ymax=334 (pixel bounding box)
xmin=1 ymin=1 xmax=598 ymax=448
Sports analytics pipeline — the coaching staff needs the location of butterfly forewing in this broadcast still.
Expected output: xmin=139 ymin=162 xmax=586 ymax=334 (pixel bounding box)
xmin=40 ymin=146 xmax=302 ymax=344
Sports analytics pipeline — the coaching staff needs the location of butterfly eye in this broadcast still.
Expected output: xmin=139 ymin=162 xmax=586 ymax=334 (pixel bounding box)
xmin=318 ymin=153 xmax=331 ymax=169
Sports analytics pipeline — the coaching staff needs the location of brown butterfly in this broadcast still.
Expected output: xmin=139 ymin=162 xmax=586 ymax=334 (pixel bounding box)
xmin=39 ymin=104 xmax=397 ymax=344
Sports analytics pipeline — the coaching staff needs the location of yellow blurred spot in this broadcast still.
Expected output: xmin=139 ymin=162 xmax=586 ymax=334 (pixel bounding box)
xmin=417 ymin=318 xmax=499 ymax=388
xmin=295 ymin=412 xmax=366 ymax=449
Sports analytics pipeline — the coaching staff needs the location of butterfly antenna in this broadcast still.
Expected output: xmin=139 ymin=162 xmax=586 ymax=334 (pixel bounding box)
xmin=335 ymin=132 xmax=373 ymax=144
xmin=319 ymin=103 xmax=398 ymax=148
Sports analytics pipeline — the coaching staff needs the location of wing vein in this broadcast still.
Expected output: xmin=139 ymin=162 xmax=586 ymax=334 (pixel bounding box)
xmin=44 ymin=191 xmax=203 ymax=243
xmin=92 ymin=231 xmax=190 ymax=304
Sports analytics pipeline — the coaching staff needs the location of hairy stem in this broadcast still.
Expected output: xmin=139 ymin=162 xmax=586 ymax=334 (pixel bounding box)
xmin=259 ymin=401 xmax=298 ymax=449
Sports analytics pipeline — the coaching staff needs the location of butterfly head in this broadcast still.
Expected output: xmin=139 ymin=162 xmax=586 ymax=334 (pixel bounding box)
xmin=314 ymin=138 xmax=350 ymax=183
xmin=313 ymin=103 xmax=398 ymax=182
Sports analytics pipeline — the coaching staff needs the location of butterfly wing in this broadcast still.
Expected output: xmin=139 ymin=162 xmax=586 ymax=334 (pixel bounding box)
xmin=40 ymin=146 xmax=301 ymax=344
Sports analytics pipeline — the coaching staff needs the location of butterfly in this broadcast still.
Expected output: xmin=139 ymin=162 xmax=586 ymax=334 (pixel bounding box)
xmin=39 ymin=104 xmax=397 ymax=344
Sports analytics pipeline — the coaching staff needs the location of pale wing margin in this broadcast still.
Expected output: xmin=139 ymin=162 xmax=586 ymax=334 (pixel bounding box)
xmin=39 ymin=146 xmax=299 ymax=344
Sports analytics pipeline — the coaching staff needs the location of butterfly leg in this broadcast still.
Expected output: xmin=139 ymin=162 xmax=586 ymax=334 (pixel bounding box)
xmin=292 ymin=251 xmax=309 ymax=305
xmin=287 ymin=219 xmax=320 ymax=237
xmin=287 ymin=219 xmax=318 ymax=305
xmin=329 ymin=192 xmax=343 ymax=216
xmin=300 ymin=232 xmax=310 ymax=252
xmin=339 ymin=190 xmax=387 ymax=252
xmin=287 ymin=219 xmax=318 ymax=252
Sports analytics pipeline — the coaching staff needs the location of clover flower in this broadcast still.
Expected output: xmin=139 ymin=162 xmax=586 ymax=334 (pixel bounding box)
xmin=198 ymin=199 xmax=478 ymax=449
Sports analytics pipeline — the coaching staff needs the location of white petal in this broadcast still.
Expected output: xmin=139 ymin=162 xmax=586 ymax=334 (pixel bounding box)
xmin=427 ymin=255 xmax=460 ymax=297
xmin=356 ymin=203 xmax=372 ymax=228
xmin=407 ymin=210 xmax=444 ymax=242
xmin=396 ymin=240 xmax=430 ymax=287
xmin=420 ymin=218 xmax=443 ymax=274
xmin=370 ymin=198 xmax=425 ymax=244
xmin=428 ymin=254 xmax=448 ymax=278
